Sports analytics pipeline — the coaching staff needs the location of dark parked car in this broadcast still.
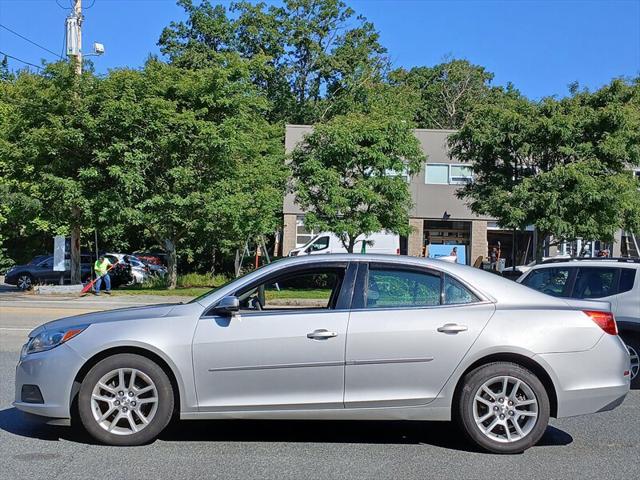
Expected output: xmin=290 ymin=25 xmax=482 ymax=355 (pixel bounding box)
xmin=5 ymin=255 xmax=93 ymax=290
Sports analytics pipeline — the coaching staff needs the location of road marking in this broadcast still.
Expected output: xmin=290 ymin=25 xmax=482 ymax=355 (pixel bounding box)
xmin=0 ymin=327 xmax=32 ymax=331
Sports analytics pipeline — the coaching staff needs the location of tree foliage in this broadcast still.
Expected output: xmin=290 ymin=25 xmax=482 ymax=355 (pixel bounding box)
xmin=450 ymin=78 xmax=640 ymax=257
xmin=0 ymin=60 xmax=287 ymax=285
xmin=390 ymin=59 xmax=496 ymax=129
xmin=290 ymin=85 xmax=424 ymax=252
xmin=159 ymin=0 xmax=387 ymax=123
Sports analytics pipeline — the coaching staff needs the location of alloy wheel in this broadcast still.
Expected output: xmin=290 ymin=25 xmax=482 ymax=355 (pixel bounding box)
xmin=472 ymin=375 xmax=539 ymax=443
xmin=627 ymin=344 xmax=639 ymax=380
xmin=17 ymin=275 xmax=32 ymax=290
xmin=90 ymin=368 xmax=158 ymax=435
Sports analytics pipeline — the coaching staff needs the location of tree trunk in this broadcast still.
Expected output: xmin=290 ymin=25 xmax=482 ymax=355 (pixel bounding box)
xmin=164 ymin=239 xmax=177 ymax=289
xmin=234 ymin=248 xmax=241 ymax=277
xmin=210 ymin=247 xmax=216 ymax=275
xmin=70 ymin=223 xmax=82 ymax=284
xmin=346 ymin=237 xmax=356 ymax=253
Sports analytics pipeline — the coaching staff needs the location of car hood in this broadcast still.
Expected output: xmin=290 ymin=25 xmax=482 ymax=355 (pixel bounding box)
xmin=28 ymin=303 xmax=180 ymax=337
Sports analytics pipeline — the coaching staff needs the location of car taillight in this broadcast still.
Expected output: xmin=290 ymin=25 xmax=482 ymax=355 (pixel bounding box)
xmin=583 ymin=310 xmax=618 ymax=335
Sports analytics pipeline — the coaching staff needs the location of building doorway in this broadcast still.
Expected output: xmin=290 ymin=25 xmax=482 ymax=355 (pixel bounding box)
xmin=423 ymin=220 xmax=471 ymax=265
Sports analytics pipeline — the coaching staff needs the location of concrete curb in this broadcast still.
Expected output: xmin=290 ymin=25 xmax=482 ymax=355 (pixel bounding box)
xmin=33 ymin=284 xmax=84 ymax=295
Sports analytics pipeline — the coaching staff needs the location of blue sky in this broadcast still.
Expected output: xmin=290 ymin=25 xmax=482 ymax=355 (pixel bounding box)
xmin=0 ymin=0 xmax=638 ymax=99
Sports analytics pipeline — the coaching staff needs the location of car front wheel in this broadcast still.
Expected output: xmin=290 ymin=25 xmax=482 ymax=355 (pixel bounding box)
xmin=78 ymin=353 xmax=174 ymax=446
xmin=457 ymin=362 xmax=550 ymax=454
xmin=17 ymin=273 xmax=33 ymax=291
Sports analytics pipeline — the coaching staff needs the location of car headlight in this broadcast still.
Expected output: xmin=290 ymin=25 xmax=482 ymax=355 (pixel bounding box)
xmin=23 ymin=325 xmax=89 ymax=355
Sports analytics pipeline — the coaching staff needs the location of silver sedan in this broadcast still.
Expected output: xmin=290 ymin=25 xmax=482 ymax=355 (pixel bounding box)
xmin=14 ymin=255 xmax=631 ymax=453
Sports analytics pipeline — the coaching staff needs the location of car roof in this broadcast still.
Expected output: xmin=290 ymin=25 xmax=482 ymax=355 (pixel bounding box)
xmin=195 ymin=254 xmax=562 ymax=309
xmin=528 ymin=259 xmax=640 ymax=271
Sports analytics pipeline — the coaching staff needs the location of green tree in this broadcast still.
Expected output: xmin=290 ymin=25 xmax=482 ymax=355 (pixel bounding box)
xmin=390 ymin=58 xmax=496 ymax=129
xmin=0 ymin=62 xmax=99 ymax=281
xmin=91 ymin=60 xmax=286 ymax=287
xmin=290 ymin=85 xmax=424 ymax=252
xmin=159 ymin=0 xmax=387 ymax=123
xmin=449 ymin=78 xmax=640 ymax=259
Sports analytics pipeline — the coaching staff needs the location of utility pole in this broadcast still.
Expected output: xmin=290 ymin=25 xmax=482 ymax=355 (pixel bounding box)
xmin=73 ymin=0 xmax=82 ymax=74
xmin=67 ymin=0 xmax=83 ymax=283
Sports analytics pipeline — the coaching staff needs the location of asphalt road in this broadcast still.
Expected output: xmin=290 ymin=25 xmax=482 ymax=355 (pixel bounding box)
xmin=1 ymin=296 xmax=639 ymax=480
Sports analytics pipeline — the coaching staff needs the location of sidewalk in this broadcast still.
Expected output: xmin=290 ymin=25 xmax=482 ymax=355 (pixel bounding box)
xmin=0 ymin=288 xmax=192 ymax=310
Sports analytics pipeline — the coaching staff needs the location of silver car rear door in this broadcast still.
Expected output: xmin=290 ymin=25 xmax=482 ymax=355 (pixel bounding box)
xmin=344 ymin=262 xmax=495 ymax=408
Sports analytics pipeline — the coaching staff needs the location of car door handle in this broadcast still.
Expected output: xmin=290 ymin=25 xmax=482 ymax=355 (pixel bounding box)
xmin=437 ymin=323 xmax=468 ymax=334
xmin=307 ymin=329 xmax=338 ymax=340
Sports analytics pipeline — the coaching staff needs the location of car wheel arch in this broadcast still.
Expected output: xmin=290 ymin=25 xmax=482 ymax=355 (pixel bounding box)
xmin=69 ymin=345 xmax=182 ymax=421
xmin=451 ymin=352 xmax=559 ymax=418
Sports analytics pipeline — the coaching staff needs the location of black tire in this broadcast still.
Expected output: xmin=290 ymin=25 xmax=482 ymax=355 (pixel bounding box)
xmin=620 ymin=334 xmax=640 ymax=389
xmin=77 ymin=354 xmax=174 ymax=446
xmin=16 ymin=273 xmax=33 ymax=291
xmin=457 ymin=362 xmax=550 ymax=454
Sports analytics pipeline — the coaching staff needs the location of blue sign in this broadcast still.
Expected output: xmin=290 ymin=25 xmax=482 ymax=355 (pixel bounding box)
xmin=427 ymin=244 xmax=467 ymax=265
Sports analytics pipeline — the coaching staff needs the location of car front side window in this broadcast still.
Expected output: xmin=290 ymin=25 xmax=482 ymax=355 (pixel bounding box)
xmin=236 ymin=268 xmax=345 ymax=313
xmin=522 ymin=267 xmax=572 ymax=297
xmin=307 ymin=236 xmax=330 ymax=252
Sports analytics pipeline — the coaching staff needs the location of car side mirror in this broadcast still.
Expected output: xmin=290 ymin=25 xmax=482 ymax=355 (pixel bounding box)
xmin=211 ymin=296 xmax=239 ymax=316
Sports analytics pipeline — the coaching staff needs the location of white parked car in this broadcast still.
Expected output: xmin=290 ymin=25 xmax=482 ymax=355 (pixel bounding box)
xmin=104 ymin=253 xmax=149 ymax=285
xmin=518 ymin=258 xmax=640 ymax=386
xmin=289 ymin=231 xmax=400 ymax=256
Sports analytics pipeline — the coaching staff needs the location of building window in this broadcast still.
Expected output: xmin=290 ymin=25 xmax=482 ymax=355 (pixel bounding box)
xmin=295 ymin=216 xmax=316 ymax=247
xmin=449 ymin=165 xmax=473 ymax=184
xmin=425 ymin=163 xmax=473 ymax=185
xmin=425 ymin=164 xmax=449 ymax=184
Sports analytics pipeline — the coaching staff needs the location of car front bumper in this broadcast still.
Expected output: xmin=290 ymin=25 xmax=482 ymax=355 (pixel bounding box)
xmin=539 ymin=334 xmax=631 ymax=418
xmin=13 ymin=343 xmax=85 ymax=419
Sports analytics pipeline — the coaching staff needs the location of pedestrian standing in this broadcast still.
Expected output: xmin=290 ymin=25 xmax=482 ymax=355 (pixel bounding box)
xmin=489 ymin=247 xmax=498 ymax=271
xmin=94 ymin=255 xmax=112 ymax=295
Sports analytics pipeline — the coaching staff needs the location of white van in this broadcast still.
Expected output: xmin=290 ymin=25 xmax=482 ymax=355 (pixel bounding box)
xmin=289 ymin=232 xmax=400 ymax=256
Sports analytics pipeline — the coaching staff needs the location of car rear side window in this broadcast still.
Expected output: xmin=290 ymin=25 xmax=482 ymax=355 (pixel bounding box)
xmin=443 ymin=274 xmax=479 ymax=305
xmin=572 ymin=267 xmax=617 ymax=299
xmin=522 ymin=267 xmax=571 ymax=297
xmin=619 ymin=268 xmax=637 ymax=294
xmin=366 ymin=268 xmax=440 ymax=308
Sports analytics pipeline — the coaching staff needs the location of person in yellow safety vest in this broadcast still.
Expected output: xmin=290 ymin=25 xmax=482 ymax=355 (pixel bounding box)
xmin=94 ymin=255 xmax=112 ymax=295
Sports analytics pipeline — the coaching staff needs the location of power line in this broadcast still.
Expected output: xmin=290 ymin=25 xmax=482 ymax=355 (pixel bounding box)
xmin=0 ymin=50 xmax=43 ymax=70
xmin=0 ymin=23 xmax=64 ymax=60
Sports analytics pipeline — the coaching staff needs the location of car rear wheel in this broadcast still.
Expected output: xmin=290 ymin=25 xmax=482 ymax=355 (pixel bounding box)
xmin=621 ymin=335 xmax=639 ymax=388
xmin=78 ymin=354 xmax=174 ymax=446
xmin=457 ymin=362 xmax=550 ymax=454
xmin=17 ymin=273 xmax=33 ymax=291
